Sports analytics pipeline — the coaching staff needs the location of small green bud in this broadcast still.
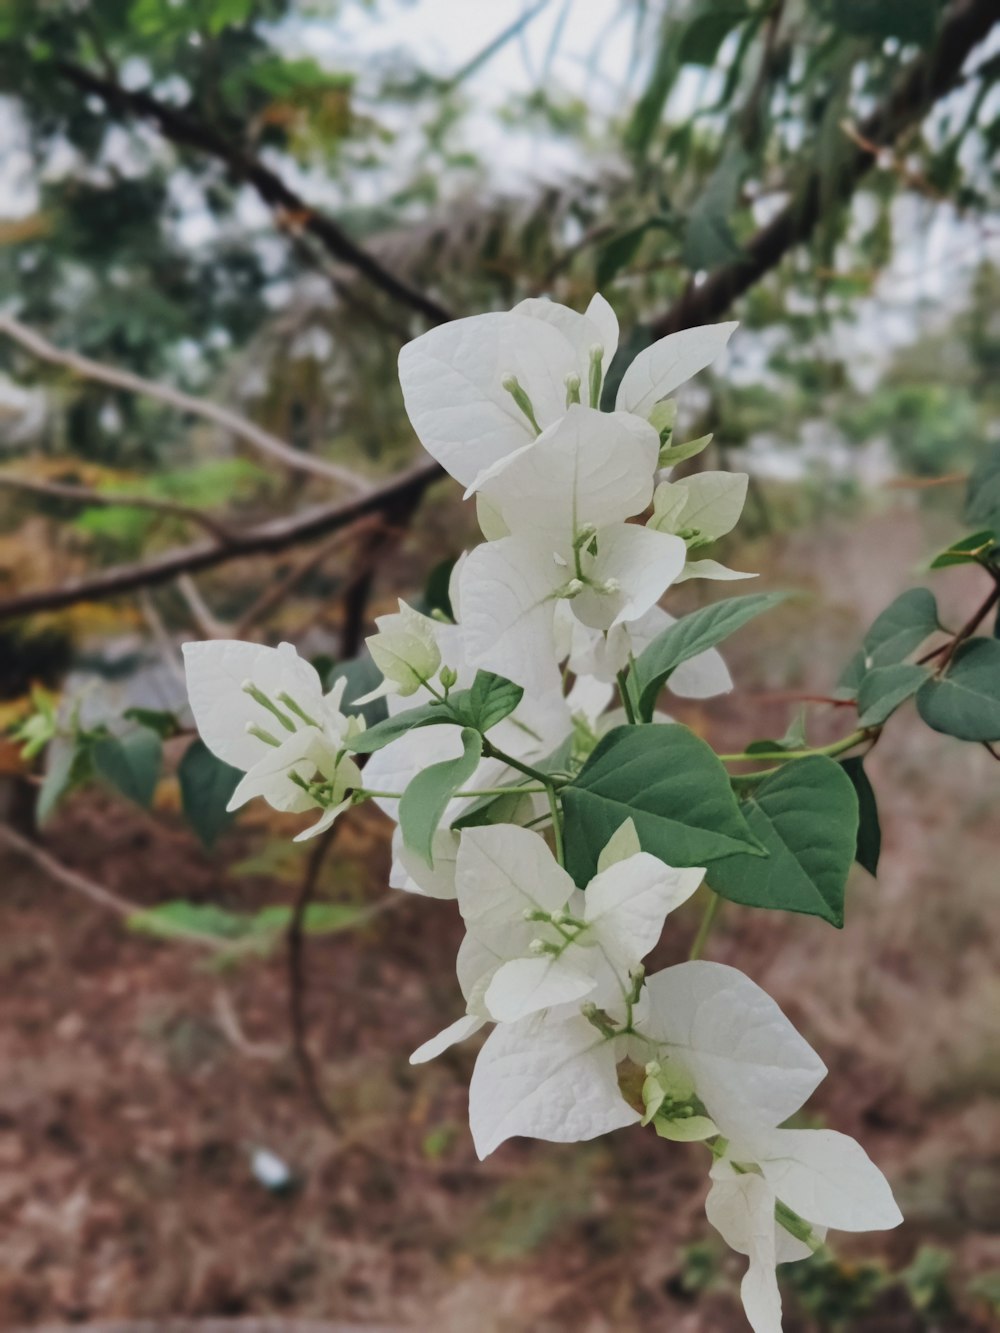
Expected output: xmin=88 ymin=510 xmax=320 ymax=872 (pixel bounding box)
xmin=439 ymin=664 xmax=458 ymax=690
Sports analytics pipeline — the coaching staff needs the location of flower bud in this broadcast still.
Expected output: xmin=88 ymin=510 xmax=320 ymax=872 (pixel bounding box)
xmin=356 ymin=600 xmax=441 ymax=702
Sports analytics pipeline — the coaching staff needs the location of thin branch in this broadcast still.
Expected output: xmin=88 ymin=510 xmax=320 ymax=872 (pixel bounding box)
xmin=648 ymin=0 xmax=998 ymax=337
xmin=232 ymin=516 xmax=382 ymax=638
xmin=0 ymin=458 xmax=442 ymax=622
xmin=0 ymin=824 xmax=223 ymax=951
xmin=0 ymin=469 xmax=236 ymax=542
xmin=50 ymin=62 xmax=455 ymax=329
xmin=0 ymin=314 xmax=368 ymax=491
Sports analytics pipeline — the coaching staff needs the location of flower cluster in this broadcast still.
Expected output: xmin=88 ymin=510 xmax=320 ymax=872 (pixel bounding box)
xmin=182 ymin=295 xmax=900 ymax=1332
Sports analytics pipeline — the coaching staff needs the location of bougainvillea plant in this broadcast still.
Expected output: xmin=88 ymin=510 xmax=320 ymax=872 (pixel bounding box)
xmin=181 ymin=296 xmax=915 ymax=1333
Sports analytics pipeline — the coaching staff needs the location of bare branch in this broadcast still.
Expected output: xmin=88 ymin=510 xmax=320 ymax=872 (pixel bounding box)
xmin=649 ymin=0 xmax=998 ymax=337
xmin=0 ymin=458 xmax=442 ymax=622
xmin=50 ymin=62 xmax=455 ymax=329
xmin=0 ymin=469 xmax=236 ymax=542
xmin=0 ymin=314 xmax=369 ymax=491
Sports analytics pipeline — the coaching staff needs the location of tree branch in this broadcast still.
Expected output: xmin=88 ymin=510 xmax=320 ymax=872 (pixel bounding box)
xmin=0 ymin=314 xmax=368 ymax=491
xmin=0 ymin=469 xmax=236 ymax=542
xmin=50 ymin=61 xmax=455 ymax=329
xmin=0 ymin=458 xmax=442 ymax=622
xmin=649 ymin=0 xmax=998 ymax=337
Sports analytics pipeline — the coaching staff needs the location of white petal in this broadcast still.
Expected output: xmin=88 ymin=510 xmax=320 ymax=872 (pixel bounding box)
xmin=468 ymin=1012 xmax=640 ymax=1158
xmin=389 ymin=826 xmax=460 ymax=899
xmin=456 ymin=825 xmax=576 ymax=935
xmin=755 ymin=1128 xmax=903 ymax=1233
xmin=478 ymin=404 xmax=659 ymax=538
xmin=514 ymin=293 xmax=619 ymax=381
xmin=182 ymin=639 xmax=324 ymax=770
xmin=483 ymin=954 xmax=597 ymax=1022
xmin=596 ymin=817 xmax=642 ymax=871
xmin=457 ymin=536 xmax=563 ymax=695
xmin=584 ymin=293 xmax=621 ymax=369
xmin=293 ymin=798 xmax=349 ymax=842
xmin=615 ymin=322 xmax=738 ymax=418
xmin=227 ymin=728 xmax=328 ymax=812
xmin=675 ymin=559 xmax=757 ymax=583
xmin=410 ymin=1013 xmax=485 ymax=1065
xmin=651 ymin=472 xmax=748 ymax=542
xmin=398 ymin=312 xmax=577 ymax=487
xmin=585 ymin=853 xmax=704 ymax=969
xmin=706 ymin=1174 xmax=783 ymax=1333
xmin=574 ymin=525 xmax=687 ymax=631
xmin=641 ymin=962 xmax=827 ymax=1134
xmin=567 ymin=672 xmax=616 ymax=725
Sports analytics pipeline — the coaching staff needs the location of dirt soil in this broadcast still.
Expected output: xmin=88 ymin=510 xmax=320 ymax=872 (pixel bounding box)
xmin=2 ymin=505 xmax=1000 ymax=1332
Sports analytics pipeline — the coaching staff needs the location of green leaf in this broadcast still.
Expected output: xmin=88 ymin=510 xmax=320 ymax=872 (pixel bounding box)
xmin=633 ymin=592 xmax=789 ymax=720
xmin=709 ymin=757 xmax=859 ymax=926
xmin=840 ymin=757 xmax=880 ymax=877
xmin=857 ymin=664 xmax=929 ymax=727
xmin=348 ymin=700 xmax=454 ymax=753
xmin=127 ymin=900 xmax=366 ymax=952
xmin=678 ymin=4 xmax=750 ymax=64
xmin=399 ymin=727 xmax=482 ymax=866
xmin=916 ymin=639 xmax=1000 ymax=741
xmin=123 ymin=707 xmax=180 ymax=739
xmin=561 ymin=724 xmax=763 ymax=888
xmin=929 ymin=531 xmax=998 ymax=570
xmin=37 ymin=738 xmax=83 ymax=825
xmin=350 ymin=671 xmax=522 ymax=754
xmin=966 ymin=445 xmax=1000 ymax=537
xmin=840 ymin=589 xmax=941 ymax=697
xmin=93 ymin=730 xmax=162 ymax=808
xmin=451 ymin=671 xmax=524 ymax=732
xmin=682 ymin=144 xmax=749 ymax=272
xmin=178 ymin=740 xmax=242 ymax=849
xmin=827 ymin=0 xmax=938 ymax=47
xmin=658 ymin=432 xmax=713 ymax=469
xmin=329 ymin=656 xmax=388 ymax=728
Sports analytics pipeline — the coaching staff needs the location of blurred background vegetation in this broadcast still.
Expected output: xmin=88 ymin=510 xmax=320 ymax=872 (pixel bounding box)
xmin=1 ymin=2 xmax=999 ymax=1329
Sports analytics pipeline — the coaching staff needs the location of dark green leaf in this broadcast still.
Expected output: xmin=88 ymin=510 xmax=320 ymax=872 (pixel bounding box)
xmin=452 ymin=671 xmax=524 ymax=732
xmin=424 ymin=557 xmax=457 ymax=620
xmin=859 ymin=588 xmax=941 ymax=676
xmin=399 ymin=727 xmax=482 ymax=866
xmin=123 ymin=706 xmax=180 ymax=738
xmin=857 ymin=664 xmax=929 ymax=727
xmin=840 ymin=757 xmax=880 ymax=876
xmin=682 ymin=145 xmax=749 ymax=272
xmin=827 ymin=0 xmax=938 ymax=47
xmin=595 ymin=221 xmax=669 ymax=286
xmin=710 ymin=757 xmax=859 ymax=925
xmin=351 ymin=671 xmax=523 ymax=753
xmin=329 ymin=656 xmax=389 ymax=728
xmin=562 ymin=724 xmax=763 ymax=888
xmin=916 ymin=639 xmax=1000 ymax=741
xmin=678 ymin=4 xmax=749 ymax=64
xmin=178 ymin=740 xmax=242 ymax=849
xmin=93 ymin=730 xmax=162 ymax=808
xmin=633 ymin=592 xmax=789 ymax=720
xmin=929 ymin=531 xmax=998 ymax=570
xmin=965 ymin=445 xmax=1000 ymax=537
xmin=37 ymin=738 xmax=83 ymax=825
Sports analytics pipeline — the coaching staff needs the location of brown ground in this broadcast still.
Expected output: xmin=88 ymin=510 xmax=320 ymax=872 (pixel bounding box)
xmin=2 ymin=501 xmax=1000 ymax=1332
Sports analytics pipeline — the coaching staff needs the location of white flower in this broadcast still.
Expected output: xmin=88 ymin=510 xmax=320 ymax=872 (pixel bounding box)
xmin=706 ymin=1129 xmax=902 ymax=1333
xmin=398 ymin=294 xmax=620 ymax=488
xmin=468 ymin=1010 xmax=640 ymax=1159
xmin=354 ymin=599 xmax=442 ymax=703
xmin=648 ymin=471 xmax=754 ymax=584
xmin=632 ymin=961 xmax=827 ymax=1136
xmin=615 ymin=321 xmax=738 ymax=420
xmin=410 ymin=822 xmax=702 ymax=1069
xmin=182 ymin=639 xmax=363 ymax=841
xmin=459 ymin=405 xmax=686 ymax=692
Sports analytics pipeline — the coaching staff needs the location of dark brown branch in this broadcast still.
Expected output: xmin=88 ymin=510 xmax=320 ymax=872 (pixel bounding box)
xmin=649 ymin=0 xmax=998 ymax=337
xmin=0 ymin=459 xmax=442 ymax=622
xmin=51 ymin=61 xmax=454 ymax=329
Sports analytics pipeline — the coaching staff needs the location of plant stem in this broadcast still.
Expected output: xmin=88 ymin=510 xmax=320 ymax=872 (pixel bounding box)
xmin=359 ymin=784 xmax=546 ymax=800
xmin=481 ymin=737 xmax=560 ymax=786
xmin=719 ymin=728 xmax=872 ymax=765
xmin=688 ymin=890 xmax=721 ymax=960
xmin=546 ymin=784 xmax=566 ymax=867
xmin=617 ymin=670 xmax=637 ymax=725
